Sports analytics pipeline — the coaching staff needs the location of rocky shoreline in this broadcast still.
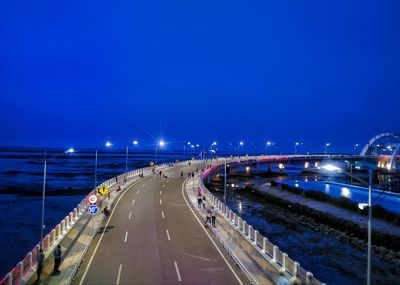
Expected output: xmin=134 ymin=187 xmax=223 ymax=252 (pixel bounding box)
xmin=244 ymin=185 xmax=400 ymax=265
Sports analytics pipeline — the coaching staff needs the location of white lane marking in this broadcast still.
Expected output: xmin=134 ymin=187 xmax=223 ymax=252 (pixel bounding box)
xmin=167 ymin=179 xmax=170 ymax=183
xmin=174 ymin=261 xmax=182 ymax=282
xmin=137 ymin=190 xmax=140 ymax=194
xmin=142 ymin=183 xmax=146 ymax=187
xmin=166 ymin=229 xmax=171 ymax=241
xmin=128 ymin=212 xmax=132 ymax=220
xmin=161 ymin=211 xmax=165 ymax=219
xmin=132 ymin=199 xmax=135 ymax=205
xmin=160 ymin=199 xmax=162 ymax=205
xmin=116 ymin=264 xmax=122 ymax=285
xmin=124 ymin=231 xmax=128 ymax=243
xmin=160 ymin=190 xmax=162 ymax=195
xmin=181 ymin=179 xmax=243 ymax=285
xmin=79 ymin=177 xmax=150 ymax=285
xmin=162 ymin=184 xmax=165 ymax=188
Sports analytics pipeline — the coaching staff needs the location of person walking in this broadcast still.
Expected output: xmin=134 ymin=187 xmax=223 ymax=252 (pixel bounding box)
xmin=53 ymin=245 xmax=62 ymax=275
xmin=211 ymin=206 xmax=217 ymax=227
xmin=205 ymin=209 xmax=212 ymax=227
xmin=197 ymin=195 xmax=203 ymax=209
xmin=36 ymin=249 xmax=45 ymax=281
xmin=180 ymin=171 xmax=183 ymax=178
xmin=202 ymin=196 xmax=206 ymax=210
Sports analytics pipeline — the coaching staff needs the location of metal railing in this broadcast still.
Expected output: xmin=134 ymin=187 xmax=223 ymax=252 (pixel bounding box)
xmin=199 ymin=156 xmax=327 ymax=285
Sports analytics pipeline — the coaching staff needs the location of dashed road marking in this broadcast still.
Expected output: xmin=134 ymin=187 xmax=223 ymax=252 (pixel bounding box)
xmin=160 ymin=199 xmax=162 ymax=205
xmin=124 ymin=231 xmax=128 ymax=243
xmin=116 ymin=264 xmax=122 ymax=284
xmin=174 ymin=261 xmax=182 ymax=282
xmin=160 ymin=190 xmax=162 ymax=195
xmin=128 ymin=212 xmax=132 ymax=220
xmin=161 ymin=211 xmax=165 ymax=219
xmin=166 ymin=229 xmax=171 ymax=241
xmin=162 ymin=184 xmax=165 ymax=188
xmin=132 ymin=199 xmax=135 ymax=205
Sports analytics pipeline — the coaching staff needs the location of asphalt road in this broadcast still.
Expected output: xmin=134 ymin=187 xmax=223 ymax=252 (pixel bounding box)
xmin=72 ymin=163 xmax=245 ymax=285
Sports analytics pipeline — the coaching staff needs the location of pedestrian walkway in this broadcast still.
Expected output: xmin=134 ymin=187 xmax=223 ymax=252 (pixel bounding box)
xmin=184 ymin=177 xmax=282 ymax=285
xmin=26 ymin=175 xmax=142 ymax=285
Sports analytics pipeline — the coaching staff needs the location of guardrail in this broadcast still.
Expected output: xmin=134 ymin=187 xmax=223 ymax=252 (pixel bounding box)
xmin=200 ymin=156 xmax=327 ymax=285
xmin=0 ymin=161 xmax=186 ymax=285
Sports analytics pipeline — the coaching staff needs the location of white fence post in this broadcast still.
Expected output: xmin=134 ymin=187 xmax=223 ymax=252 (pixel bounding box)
xmin=6 ymin=272 xmax=12 ymax=285
xmin=248 ymin=225 xmax=253 ymax=239
xmin=273 ymin=245 xmax=278 ymax=263
xmin=237 ymin=217 xmax=241 ymax=230
xmin=293 ymin=262 xmax=299 ymax=279
xmin=18 ymin=261 xmax=23 ymax=279
xmin=242 ymin=221 xmax=247 ymax=234
xmin=28 ymin=252 xmax=33 ymax=268
xmin=262 ymin=237 xmax=267 ymax=253
xmin=254 ymin=230 xmax=258 ymax=245
xmin=282 ymin=253 xmax=288 ymax=272
xmin=306 ymin=272 xmax=313 ymax=285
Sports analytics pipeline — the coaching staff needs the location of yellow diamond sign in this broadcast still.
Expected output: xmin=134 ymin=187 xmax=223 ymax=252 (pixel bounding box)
xmin=98 ymin=185 xmax=109 ymax=196
xmin=150 ymin=161 xmax=155 ymax=166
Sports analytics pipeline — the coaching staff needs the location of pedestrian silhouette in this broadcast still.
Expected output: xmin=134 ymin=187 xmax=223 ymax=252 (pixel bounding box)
xmin=53 ymin=245 xmax=62 ymax=275
xmin=36 ymin=249 xmax=45 ymax=281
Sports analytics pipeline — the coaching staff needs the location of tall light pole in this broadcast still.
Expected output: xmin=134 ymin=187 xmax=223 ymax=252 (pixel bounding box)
xmin=322 ymin=164 xmax=374 ymax=285
xmin=325 ymin=142 xmax=331 ymax=155
xmin=41 ymin=148 xmax=74 ymax=248
xmin=224 ymin=157 xmax=227 ymax=205
xmin=126 ymin=140 xmax=139 ymax=172
xmin=266 ymin=141 xmax=272 ymax=155
xmin=95 ymin=142 xmax=112 ymax=189
xmin=155 ymin=140 xmax=165 ymax=165
xmin=238 ymin=141 xmax=244 ymax=157
xmin=295 ymin=142 xmax=300 ymax=155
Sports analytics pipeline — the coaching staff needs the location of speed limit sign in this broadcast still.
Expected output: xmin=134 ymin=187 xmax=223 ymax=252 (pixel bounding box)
xmin=88 ymin=194 xmax=98 ymax=204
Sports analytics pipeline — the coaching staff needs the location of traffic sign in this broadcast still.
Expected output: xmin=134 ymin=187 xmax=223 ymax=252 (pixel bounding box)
xmin=88 ymin=194 xmax=98 ymax=204
xmin=98 ymin=185 xmax=109 ymax=196
xmin=150 ymin=161 xmax=155 ymax=166
xmin=88 ymin=205 xmax=99 ymax=215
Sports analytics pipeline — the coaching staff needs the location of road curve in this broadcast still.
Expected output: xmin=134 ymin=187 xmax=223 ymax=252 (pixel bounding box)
xmin=72 ymin=163 xmax=244 ymax=285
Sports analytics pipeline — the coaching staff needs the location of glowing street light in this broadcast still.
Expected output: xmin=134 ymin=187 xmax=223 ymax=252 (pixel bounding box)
xmin=133 ymin=140 xmax=139 ymax=145
xmin=325 ymin=142 xmax=331 ymax=155
xmin=105 ymin=141 xmax=113 ymax=147
xmin=294 ymin=142 xmax=303 ymax=155
xmin=155 ymin=140 xmax=165 ymax=165
xmin=40 ymin=148 xmax=75 ymax=248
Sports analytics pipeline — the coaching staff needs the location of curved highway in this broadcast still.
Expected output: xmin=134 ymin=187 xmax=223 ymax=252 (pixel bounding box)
xmin=72 ymin=162 xmax=244 ymax=285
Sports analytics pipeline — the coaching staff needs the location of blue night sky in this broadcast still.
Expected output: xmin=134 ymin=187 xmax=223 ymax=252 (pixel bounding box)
xmin=0 ymin=1 xmax=399 ymax=153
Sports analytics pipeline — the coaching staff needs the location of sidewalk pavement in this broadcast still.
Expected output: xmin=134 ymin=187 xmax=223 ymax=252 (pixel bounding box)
xmin=184 ymin=177 xmax=281 ymax=285
xmin=26 ymin=175 xmax=143 ymax=285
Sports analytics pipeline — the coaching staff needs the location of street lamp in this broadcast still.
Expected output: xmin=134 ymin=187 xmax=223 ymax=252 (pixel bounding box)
xmin=94 ymin=142 xmax=113 ymax=189
xmin=41 ymin=148 xmax=74 ymax=248
xmin=325 ymin=143 xmax=331 ymax=155
xmin=294 ymin=142 xmax=300 ymax=155
xmin=155 ymin=140 xmax=165 ymax=165
xmin=238 ymin=141 xmax=244 ymax=157
xmin=266 ymin=141 xmax=272 ymax=155
xmin=322 ymin=163 xmax=373 ymax=285
xmin=125 ymin=140 xmax=139 ymax=172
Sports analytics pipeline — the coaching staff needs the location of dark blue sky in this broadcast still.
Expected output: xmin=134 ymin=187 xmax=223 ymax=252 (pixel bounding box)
xmin=1 ymin=1 xmax=399 ymax=153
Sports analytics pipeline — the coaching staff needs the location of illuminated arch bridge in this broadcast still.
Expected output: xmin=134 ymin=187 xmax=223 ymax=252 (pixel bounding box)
xmin=360 ymin=133 xmax=400 ymax=171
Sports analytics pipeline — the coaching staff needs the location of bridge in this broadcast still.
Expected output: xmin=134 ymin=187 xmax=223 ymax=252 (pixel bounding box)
xmin=1 ymin=146 xmax=399 ymax=285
